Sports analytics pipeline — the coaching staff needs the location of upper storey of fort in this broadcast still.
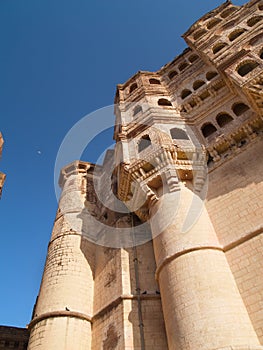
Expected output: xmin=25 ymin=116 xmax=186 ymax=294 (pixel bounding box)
xmin=115 ymin=0 xmax=262 ymax=104
xmin=113 ymin=0 xmax=263 ymax=172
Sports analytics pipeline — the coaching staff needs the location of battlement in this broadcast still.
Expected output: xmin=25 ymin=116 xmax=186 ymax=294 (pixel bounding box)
xmin=58 ymin=160 xmax=97 ymax=188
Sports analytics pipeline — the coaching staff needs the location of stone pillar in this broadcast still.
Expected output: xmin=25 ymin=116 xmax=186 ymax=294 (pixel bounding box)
xmin=150 ymin=183 xmax=261 ymax=350
xmin=28 ymin=162 xmax=94 ymax=350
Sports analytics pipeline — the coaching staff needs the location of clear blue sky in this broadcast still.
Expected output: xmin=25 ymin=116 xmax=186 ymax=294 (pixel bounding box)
xmin=0 ymin=0 xmax=247 ymax=327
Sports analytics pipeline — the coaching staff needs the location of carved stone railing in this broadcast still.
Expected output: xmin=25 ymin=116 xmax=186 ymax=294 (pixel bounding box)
xmin=180 ymin=78 xmax=227 ymax=115
xmin=207 ymin=114 xmax=263 ymax=168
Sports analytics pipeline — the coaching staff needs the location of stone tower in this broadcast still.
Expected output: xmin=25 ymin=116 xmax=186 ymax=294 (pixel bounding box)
xmin=28 ymin=0 xmax=263 ymax=349
xmin=0 ymin=132 xmax=6 ymax=197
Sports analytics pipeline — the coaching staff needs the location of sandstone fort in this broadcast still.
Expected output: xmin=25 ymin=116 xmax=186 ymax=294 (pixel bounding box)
xmin=1 ymin=0 xmax=263 ymax=349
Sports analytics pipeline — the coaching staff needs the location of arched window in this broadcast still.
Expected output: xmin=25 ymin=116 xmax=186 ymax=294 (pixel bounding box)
xmin=189 ymin=54 xmax=198 ymax=63
xmin=168 ymin=70 xmax=178 ymax=80
xmin=249 ymin=34 xmax=263 ymax=46
xmin=260 ymin=48 xmax=263 ymax=59
xmin=220 ymin=7 xmax=236 ymax=18
xmin=216 ymin=113 xmax=233 ymax=127
xmin=133 ymin=105 xmax=142 ymax=116
xmin=170 ymin=128 xmax=189 ymax=140
xmin=138 ymin=135 xmax=151 ymax=152
xmin=228 ymin=29 xmax=246 ymax=42
xmin=222 ymin=20 xmax=235 ymax=30
xmin=200 ymin=90 xmax=210 ymax=101
xmin=158 ymin=98 xmax=172 ymax=107
xmin=237 ymin=61 xmax=259 ymax=77
xmin=178 ymin=62 xmax=189 ymax=71
xmin=149 ymin=78 xmax=161 ymax=85
xmin=193 ymin=80 xmax=205 ymax=90
xmin=207 ymin=18 xmax=222 ymax=29
xmin=206 ymin=71 xmax=218 ymax=80
xmin=181 ymin=89 xmax=192 ymax=99
xmin=212 ymin=42 xmax=227 ymax=54
xmin=259 ymin=2 xmax=263 ymax=10
xmin=130 ymin=83 xmax=138 ymax=93
xmin=247 ymin=16 xmax=263 ymax=27
xmin=201 ymin=123 xmax=217 ymax=138
xmin=193 ymin=29 xmax=206 ymax=40
xmin=232 ymin=102 xmax=249 ymax=116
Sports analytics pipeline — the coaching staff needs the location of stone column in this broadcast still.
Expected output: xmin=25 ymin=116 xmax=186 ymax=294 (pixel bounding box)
xmin=150 ymin=183 xmax=261 ymax=350
xmin=28 ymin=162 xmax=94 ymax=350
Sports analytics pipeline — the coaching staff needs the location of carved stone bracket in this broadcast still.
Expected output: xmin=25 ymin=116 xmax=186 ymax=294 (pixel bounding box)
xmin=163 ymin=166 xmax=180 ymax=193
